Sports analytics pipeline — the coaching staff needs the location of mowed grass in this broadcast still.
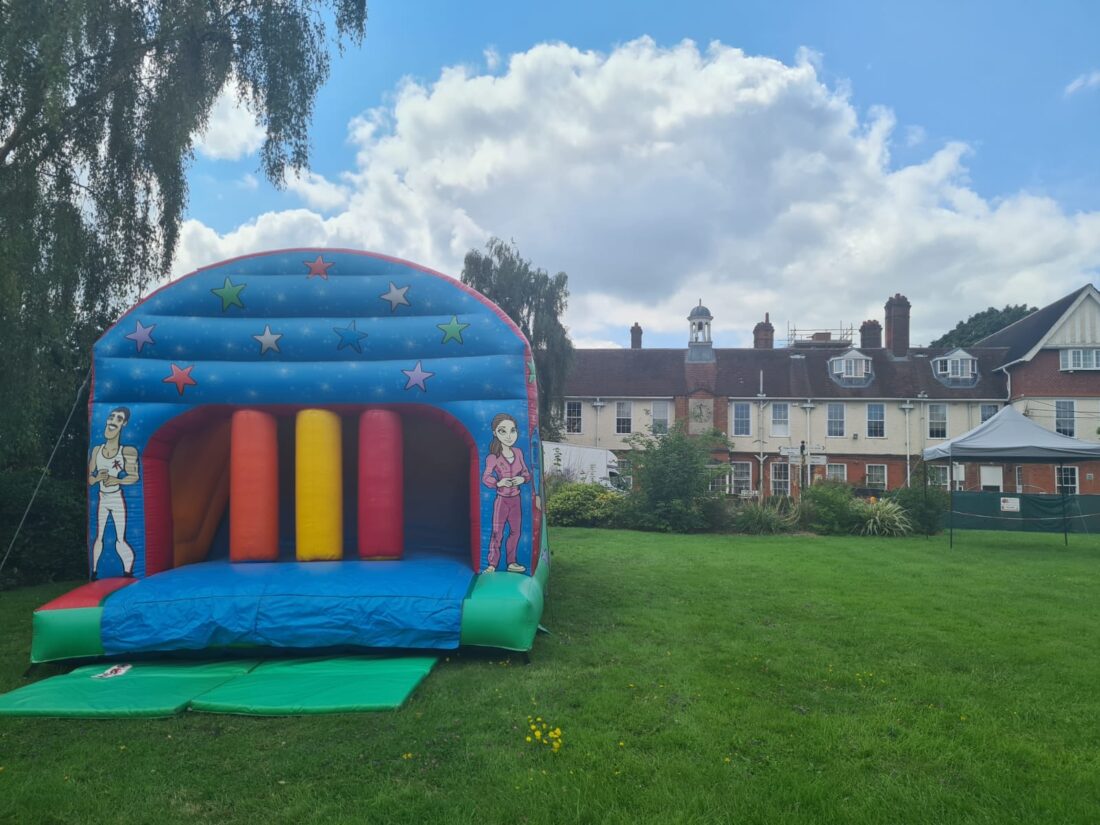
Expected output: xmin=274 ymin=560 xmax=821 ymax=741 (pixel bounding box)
xmin=2 ymin=529 xmax=1100 ymax=825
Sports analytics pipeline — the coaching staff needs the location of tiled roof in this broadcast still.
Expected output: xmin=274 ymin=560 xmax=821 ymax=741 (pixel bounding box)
xmin=974 ymin=285 xmax=1092 ymax=364
xmin=566 ymin=347 xmax=1009 ymax=400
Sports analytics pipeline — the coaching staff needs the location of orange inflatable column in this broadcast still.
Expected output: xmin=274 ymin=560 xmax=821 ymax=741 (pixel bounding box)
xmin=230 ymin=410 xmax=279 ymax=561
xmin=358 ymin=409 xmax=404 ymax=559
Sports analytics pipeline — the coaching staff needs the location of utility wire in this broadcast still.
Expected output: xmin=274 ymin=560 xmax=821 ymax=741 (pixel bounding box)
xmin=0 ymin=368 xmax=91 ymax=585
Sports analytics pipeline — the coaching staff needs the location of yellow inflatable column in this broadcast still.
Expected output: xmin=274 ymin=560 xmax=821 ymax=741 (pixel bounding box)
xmin=295 ymin=409 xmax=343 ymax=561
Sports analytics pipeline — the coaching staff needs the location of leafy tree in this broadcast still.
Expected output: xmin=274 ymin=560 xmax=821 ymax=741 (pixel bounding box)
xmin=0 ymin=1 xmax=366 ymax=582
xmin=931 ymin=304 xmax=1036 ymax=348
xmin=461 ymin=238 xmax=574 ymax=439
xmin=625 ymin=424 xmax=726 ymax=532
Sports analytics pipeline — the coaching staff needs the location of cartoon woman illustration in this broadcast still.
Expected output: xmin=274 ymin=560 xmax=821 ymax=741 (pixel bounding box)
xmin=482 ymin=413 xmax=531 ymax=573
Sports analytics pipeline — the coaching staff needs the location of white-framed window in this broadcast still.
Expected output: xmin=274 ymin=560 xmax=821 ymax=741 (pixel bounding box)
xmin=731 ymin=462 xmax=752 ymax=495
xmin=826 ymin=463 xmax=847 ymax=482
xmin=771 ymin=402 xmax=789 ymax=437
xmin=708 ymin=465 xmax=730 ymax=494
xmin=928 ymin=465 xmax=948 ymax=489
xmin=1057 ymin=466 xmax=1078 ymax=495
xmin=866 ymin=403 xmax=885 ymax=438
xmin=565 ymin=401 xmax=582 ymax=434
xmin=732 ymin=402 xmax=752 ymax=437
xmin=770 ymin=462 xmax=790 ymax=496
xmin=828 ymin=352 xmax=872 ymax=379
xmin=933 ymin=355 xmax=977 ymax=378
xmin=1055 ymin=400 xmax=1075 ymax=437
xmin=1059 ymin=349 xmax=1100 ymax=371
xmin=827 ymin=403 xmax=845 ymax=437
xmin=1015 ymin=465 xmax=1024 ymax=493
xmin=650 ymin=400 xmax=670 ymax=435
xmin=928 ymin=404 xmax=947 ymax=439
xmin=865 ymin=464 xmax=887 ymax=490
xmin=615 ymin=401 xmax=632 ymax=435
xmin=980 ymin=403 xmax=999 ymax=423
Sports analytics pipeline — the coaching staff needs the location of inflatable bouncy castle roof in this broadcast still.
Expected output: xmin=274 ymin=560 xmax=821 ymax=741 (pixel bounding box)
xmin=30 ymin=249 xmax=549 ymax=664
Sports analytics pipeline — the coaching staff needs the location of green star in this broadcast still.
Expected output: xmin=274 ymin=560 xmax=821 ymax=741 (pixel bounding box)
xmin=437 ymin=315 xmax=470 ymax=345
xmin=527 ymin=358 xmax=537 ymax=384
xmin=211 ymin=276 xmax=246 ymax=311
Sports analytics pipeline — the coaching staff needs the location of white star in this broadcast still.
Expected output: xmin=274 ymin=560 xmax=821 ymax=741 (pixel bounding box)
xmin=253 ymin=324 xmax=282 ymax=355
xmin=380 ymin=282 xmax=411 ymax=312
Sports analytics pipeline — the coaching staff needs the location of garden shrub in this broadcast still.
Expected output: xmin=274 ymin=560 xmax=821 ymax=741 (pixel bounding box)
xmin=732 ymin=498 xmax=798 ymax=534
xmin=853 ymin=498 xmax=913 ymax=536
xmin=799 ymin=480 xmax=860 ymax=535
xmin=0 ymin=473 xmax=86 ymax=588
xmin=889 ymin=469 xmax=950 ymax=535
xmin=546 ymin=482 xmax=626 ymax=528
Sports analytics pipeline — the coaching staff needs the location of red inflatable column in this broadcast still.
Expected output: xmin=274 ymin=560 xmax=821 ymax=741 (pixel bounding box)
xmin=358 ymin=409 xmax=404 ymax=559
xmin=230 ymin=409 xmax=279 ymax=561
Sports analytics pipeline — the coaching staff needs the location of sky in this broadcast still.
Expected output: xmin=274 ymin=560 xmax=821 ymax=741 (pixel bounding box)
xmin=179 ymin=0 xmax=1100 ymax=350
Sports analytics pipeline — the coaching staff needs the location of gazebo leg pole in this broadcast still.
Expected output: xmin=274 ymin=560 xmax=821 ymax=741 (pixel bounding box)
xmin=949 ymin=458 xmax=954 ymax=549
xmin=1059 ymin=464 xmax=1068 ymax=547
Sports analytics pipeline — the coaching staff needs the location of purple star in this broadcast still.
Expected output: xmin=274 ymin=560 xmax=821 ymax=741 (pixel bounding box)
xmin=125 ymin=320 xmax=156 ymax=353
xmin=402 ymin=360 xmax=434 ymax=392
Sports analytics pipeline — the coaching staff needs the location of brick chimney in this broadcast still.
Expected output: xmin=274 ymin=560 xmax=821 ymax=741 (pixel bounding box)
xmin=860 ymin=319 xmax=882 ymax=349
xmin=630 ymin=322 xmax=643 ymax=349
xmin=753 ymin=313 xmax=775 ymax=349
xmin=884 ymin=294 xmax=911 ymax=357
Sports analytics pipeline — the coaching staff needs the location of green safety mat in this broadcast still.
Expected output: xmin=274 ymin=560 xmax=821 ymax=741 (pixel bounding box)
xmin=0 ymin=660 xmax=259 ymax=718
xmin=0 ymin=656 xmax=438 ymax=718
xmin=190 ymin=656 xmax=438 ymax=715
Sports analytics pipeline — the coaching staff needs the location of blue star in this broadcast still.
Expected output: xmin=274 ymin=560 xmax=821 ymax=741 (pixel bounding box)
xmin=333 ymin=320 xmax=368 ymax=353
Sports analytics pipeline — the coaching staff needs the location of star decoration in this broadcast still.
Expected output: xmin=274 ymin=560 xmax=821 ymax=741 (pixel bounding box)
xmin=528 ymin=358 xmax=537 ymax=384
xmin=163 ymin=364 xmax=197 ymax=396
xmin=211 ymin=277 xmax=246 ymax=311
xmin=402 ymin=360 xmax=434 ymax=392
xmin=437 ymin=315 xmax=470 ymax=345
xmin=304 ymin=255 xmax=334 ymax=280
xmin=333 ymin=319 xmax=368 ymax=353
xmin=125 ymin=320 xmax=156 ymax=352
xmin=253 ymin=324 xmax=282 ymax=355
xmin=380 ymin=282 xmax=410 ymax=312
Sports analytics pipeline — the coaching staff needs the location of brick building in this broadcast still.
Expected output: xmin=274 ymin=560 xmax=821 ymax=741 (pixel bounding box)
xmin=562 ymin=285 xmax=1100 ymax=496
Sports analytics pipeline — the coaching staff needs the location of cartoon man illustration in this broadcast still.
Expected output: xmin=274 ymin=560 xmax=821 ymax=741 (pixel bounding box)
xmin=482 ymin=413 xmax=531 ymax=573
xmin=88 ymin=407 xmax=140 ymax=577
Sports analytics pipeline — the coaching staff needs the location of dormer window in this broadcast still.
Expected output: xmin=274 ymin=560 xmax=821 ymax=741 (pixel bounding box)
xmin=932 ymin=350 xmax=979 ymax=386
xmin=828 ymin=349 xmax=873 ymax=387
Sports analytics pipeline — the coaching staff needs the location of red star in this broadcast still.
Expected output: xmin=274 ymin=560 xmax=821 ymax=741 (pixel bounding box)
xmin=304 ymin=255 xmax=334 ymax=280
xmin=163 ymin=364 xmax=197 ymax=396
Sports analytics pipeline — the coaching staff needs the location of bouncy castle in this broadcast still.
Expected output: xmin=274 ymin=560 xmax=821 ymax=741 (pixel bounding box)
xmin=31 ymin=249 xmax=549 ymax=664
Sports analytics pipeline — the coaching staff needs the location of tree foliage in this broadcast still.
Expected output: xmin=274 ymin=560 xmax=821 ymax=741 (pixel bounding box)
xmin=0 ymin=0 xmax=366 ymax=471
xmin=625 ymin=424 xmax=726 ymax=532
xmin=930 ymin=304 xmax=1036 ymax=348
xmin=461 ymin=238 xmax=574 ymax=439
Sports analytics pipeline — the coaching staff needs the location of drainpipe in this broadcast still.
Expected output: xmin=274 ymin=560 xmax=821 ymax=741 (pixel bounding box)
xmin=756 ymin=370 xmax=767 ymax=498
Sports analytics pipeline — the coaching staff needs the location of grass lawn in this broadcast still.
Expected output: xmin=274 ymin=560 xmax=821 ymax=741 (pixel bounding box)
xmin=2 ymin=528 xmax=1099 ymax=824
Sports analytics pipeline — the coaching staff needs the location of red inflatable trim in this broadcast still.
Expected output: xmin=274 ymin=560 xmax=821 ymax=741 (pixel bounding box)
xmin=37 ymin=578 xmax=135 ymax=611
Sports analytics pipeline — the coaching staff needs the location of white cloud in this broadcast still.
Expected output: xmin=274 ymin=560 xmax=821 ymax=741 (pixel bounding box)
xmin=284 ymin=171 xmax=351 ymax=211
xmin=235 ymin=173 xmax=259 ymax=190
xmin=174 ymin=38 xmax=1100 ymax=346
xmin=1064 ymin=70 xmax=1100 ymax=97
xmin=194 ymin=85 xmax=265 ymax=160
